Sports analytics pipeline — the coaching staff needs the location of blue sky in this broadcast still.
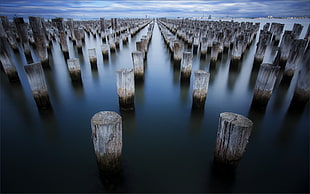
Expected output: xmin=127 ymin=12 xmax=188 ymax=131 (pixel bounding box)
xmin=0 ymin=0 xmax=309 ymax=19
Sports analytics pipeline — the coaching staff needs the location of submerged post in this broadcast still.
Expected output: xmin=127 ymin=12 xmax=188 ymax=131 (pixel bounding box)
xmin=88 ymin=48 xmax=97 ymax=69
xmin=91 ymin=111 xmax=122 ymax=173
xmin=24 ymin=63 xmax=51 ymax=109
xmin=192 ymin=70 xmax=210 ymax=109
xmin=132 ymin=51 xmax=144 ymax=80
xmin=214 ymin=112 xmax=253 ymax=166
xmin=67 ymin=58 xmax=81 ymax=82
xmin=180 ymin=51 xmax=193 ymax=82
xmin=252 ymin=63 xmax=280 ymax=106
xmin=116 ymin=68 xmax=135 ymax=110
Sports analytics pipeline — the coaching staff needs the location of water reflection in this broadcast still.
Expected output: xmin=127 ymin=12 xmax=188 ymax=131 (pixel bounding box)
xmin=208 ymin=160 xmax=236 ymax=193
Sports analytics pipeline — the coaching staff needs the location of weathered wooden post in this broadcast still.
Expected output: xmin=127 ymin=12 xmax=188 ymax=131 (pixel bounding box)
xmin=214 ymin=112 xmax=253 ymax=166
xmin=91 ymin=111 xmax=122 ymax=173
xmin=292 ymin=23 xmax=303 ymax=39
xmin=116 ymin=68 xmax=135 ymax=110
xmin=252 ymin=63 xmax=280 ymax=106
xmin=210 ymin=42 xmax=221 ymax=64
xmin=200 ymin=37 xmax=208 ymax=59
xmin=279 ymin=30 xmax=294 ymax=66
xmin=101 ymin=43 xmax=109 ymax=59
xmin=192 ymin=70 xmax=210 ymax=109
xmin=290 ymin=49 xmax=310 ymax=106
xmin=0 ymin=16 xmax=18 ymax=51
xmin=29 ymin=16 xmax=49 ymax=68
xmin=136 ymin=41 xmax=145 ymax=60
xmin=0 ymin=22 xmax=19 ymax=82
xmin=88 ymin=48 xmax=97 ymax=69
xmin=74 ymin=27 xmax=83 ymax=52
xmin=24 ymin=63 xmax=51 ymax=109
xmin=304 ymin=24 xmax=310 ymax=40
xmin=254 ymin=30 xmax=272 ymax=65
xmin=283 ymin=39 xmax=307 ymax=82
xmin=52 ymin=18 xmax=69 ymax=59
xmin=67 ymin=58 xmax=81 ymax=82
xmin=108 ymin=34 xmax=116 ymax=53
xmin=180 ymin=52 xmax=193 ymax=82
xmin=231 ymin=35 xmax=244 ymax=65
xmin=14 ymin=17 xmax=32 ymax=61
xmin=132 ymin=51 xmax=144 ymax=80
xmin=173 ymin=41 xmax=183 ymax=65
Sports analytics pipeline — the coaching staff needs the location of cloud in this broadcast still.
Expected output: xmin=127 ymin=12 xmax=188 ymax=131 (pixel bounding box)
xmin=0 ymin=0 xmax=309 ymax=19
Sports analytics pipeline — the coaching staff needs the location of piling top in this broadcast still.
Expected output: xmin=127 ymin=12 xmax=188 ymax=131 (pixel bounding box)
xmin=220 ymin=112 xmax=253 ymax=127
xmin=194 ymin=70 xmax=209 ymax=75
xmin=91 ymin=111 xmax=122 ymax=125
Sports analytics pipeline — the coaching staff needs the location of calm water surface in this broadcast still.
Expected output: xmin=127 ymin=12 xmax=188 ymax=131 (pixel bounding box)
xmin=1 ymin=18 xmax=309 ymax=193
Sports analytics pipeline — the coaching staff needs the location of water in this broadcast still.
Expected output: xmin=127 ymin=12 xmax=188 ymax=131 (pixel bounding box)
xmin=1 ymin=18 xmax=309 ymax=193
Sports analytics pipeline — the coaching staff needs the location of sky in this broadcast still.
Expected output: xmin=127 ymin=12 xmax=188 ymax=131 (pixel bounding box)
xmin=0 ymin=0 xmax=309 ymax=19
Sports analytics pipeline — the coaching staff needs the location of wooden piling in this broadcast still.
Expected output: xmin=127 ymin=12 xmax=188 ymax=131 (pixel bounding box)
xmin=304 ymin=24 xmax=310 ymax=40
xmin=101 ymin=43 xmax=109 ymax=59
xmin=192 ymin=70 xmax=210 ymax=109
xmin=136 ymin=41 xmax=145 ymax=59
xmin=52 ymin=18 xmax=69 ymax=59
xmin=292 ymin=23 xmax=303 ymax=39
xmin=108 ymin=35 xmax=116 ymax=53
xmin=254 ymin=30 xmax=272 ymax=65
xmin=29 ymin=16 xmax=49 ymax=68
xmin=14 ymin=17 xmax=32 ymax=60
xmin=290 ymin=49 xmax=310 ymax=105
xmin=116 ymin=68 xmax=135 ymax=110
xmin=132 ymin=51 xmax=144 ymax=79
xmin=210 ymin=42 xmax=220 ymax=64
xmin=180 ymin=52 xmax=193 ymax=82
xmin=214 ymin=112 xmax=253 ymax=166
xmin=173 ymin=41 xmax=183 ymax=65
xmin=253 ymin=63 xmax=280 ymax=106
xmin=231 ymin=35 xmax=244 ymax=64
xmin=24 ymin=62 xmax=51 ymax=109
xmin=283 ymin=39 xmax=307 ymax=82
xmin=0 ymin=16 xmax=18 ymax=51
xmin=88 ymin=48 xmax=97 ymax=69
xmin=0 ymin=26 xmax=19 ymax=82
xmin=200 ymin=37 xmax=208 ymax=58
xmin=91 ymin=111 xmax=122 ymax=173
xmin=67 ymin=58 xmax=81 ymax=81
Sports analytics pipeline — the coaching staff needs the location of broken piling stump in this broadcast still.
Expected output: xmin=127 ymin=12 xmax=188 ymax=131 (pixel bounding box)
xmin=24 ymin=62 xmax=51 ymax=109
xmin=132 ymin=51 xmax=144 ymax=80
xmin=101 ymin=43 xmax=109 ymax=59
xmin=192 ymin=70 xmax=210 ymax=109
xmin=214 ymin=112 xmax=253 ymax=166
xmin=88 ymin=48 xmax=97 ymax=69
xmin=252 ymin=63 xmax=280 ymax=106
xmin=180 ymin=51 xmax=193 ymax=82
xmin=91 ymin=111 xmax=122 ymax=173
xmin=67 ymin=58 xmax=82 ymax=82
xmin=173 ymin=41 xmax=183 ymax=65
xmin=116 ymin=68 xmax=135 ymax=110
xmin=14 ymin=17 xmax=32 ymax=61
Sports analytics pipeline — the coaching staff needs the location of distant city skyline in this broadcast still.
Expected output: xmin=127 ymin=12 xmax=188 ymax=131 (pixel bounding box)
xmin=0 ymin=0 xmax=309 ymax=19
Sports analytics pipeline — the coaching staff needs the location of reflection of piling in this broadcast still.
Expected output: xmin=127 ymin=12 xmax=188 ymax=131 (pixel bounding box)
xmin=116 ymin=68 xmax=135 ymax=110
xmin=214 ymin=112 xmax=253 ymax=166
xmin=24 ymin=63 xmax=51 ymax=109
xmin=88 ymin=48 xmax=97 ymax=69
xmin=101 ymin=43 xmax=109 ymax=59
xmin=67 ymin=58 xmax=81 ymax=82
xmin=252 ymin=63 xmax=280 ymax=106
xmin=192 ymin=70 xmax=210 ymax=109
xmin=132 ymin=51 xmax=144 ymax=80
xmin=180 ymin=51 xmax=192 ymax=82
xmin=290 ymin=50 xmax=310 ymax=106
xmin=283 ymin=39 xmax=307 ymax=82
xmin=91 ymin=111 xmax=122 ymax=173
